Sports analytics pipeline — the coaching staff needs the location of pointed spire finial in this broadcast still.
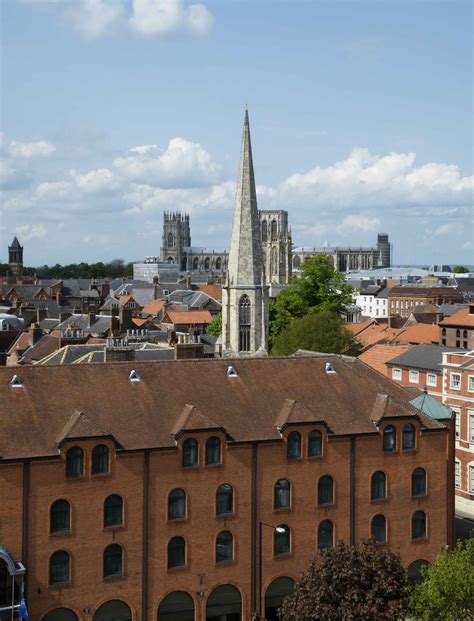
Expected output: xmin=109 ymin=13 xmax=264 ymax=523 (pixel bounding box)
xmin=244 ymin=108 xmax=249 ymax=126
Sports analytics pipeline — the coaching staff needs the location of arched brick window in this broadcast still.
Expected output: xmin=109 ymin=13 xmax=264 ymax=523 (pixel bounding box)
xmin=92 ymin=444 xmax=109 ymax=475
xmin=216 ymin=531 xmax=233 ymax=563
xmin=318 ymin=475 xmax=334 ymax=506
xmin=182 ymin=438 xmax=198 ymax=467
xmin=168 ymin=537 xmax=186 ymax=569
xmin=168 ymin=489 xmax=186 ymax=520
xmin=287 ymin=431 xmax=301 ymax=460
xmin=371 ymin=514 xmax=386 ymax=543
xmin=274 ymin=479 xmax=291 ymax=510
xmin=402 ymin=424 xmax=416 ymax=450
xmin=205 ymin=436 xmax=221 ymax=465
xmin=103 ymin=544 xmax=122 ymax=578
xmin=66 ymin=446 xmax=83 ymax=478
xmin=308 ymin=430 xmax=322 ymax=457
xmin=104 ymin=494 xmax=123 ymax=527
xmin=216 ymin=483 xmax=233 ymax=515
xmin=50 ymin=500 xmax=71 ymax=534
xmin=49 ymin=550 xmax=70 ymax=585
xmin=371 ymin=471 xmax=386 ymax=500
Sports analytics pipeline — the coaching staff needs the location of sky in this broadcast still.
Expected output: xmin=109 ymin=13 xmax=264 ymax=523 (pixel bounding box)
xmin=0 ymin=0 xmax=473 ymax=267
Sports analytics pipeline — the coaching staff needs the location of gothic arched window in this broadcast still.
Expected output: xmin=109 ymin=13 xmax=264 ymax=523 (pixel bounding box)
xmin=239 ymin=295 xmax=251 ymax=352
xmin=293 ymin=255 xmax=301 ymax=268
xmin=262 ymin=220 xmax=268 ymax=242
xmin=168 ymin=232 xmax=174 ymax=248
xmin=272 ymin=247 xmax=278 ymax=275
xmin=204 ymin=257 xmax=210 ymax=270
xmin=271 ymin=219 xmax=278 ymax=240
xmin=192 ymin=257 xmax=199 ymax=270
xmin=215 ymin=257 xmax=222 ymax=270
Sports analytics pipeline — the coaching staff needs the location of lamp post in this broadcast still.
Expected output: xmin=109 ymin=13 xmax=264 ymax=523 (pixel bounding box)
xmin=258 ymin=522 xmax=286 ymax=619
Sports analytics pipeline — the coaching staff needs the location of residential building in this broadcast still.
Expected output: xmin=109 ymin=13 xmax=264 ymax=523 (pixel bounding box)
xmin=441 ymin=351 xmax=474 ymax=517
xmin=0 ymin=354 xmax=455 ymax=620
xmin=387 ymin=287 xmax=464 ymax=319
xmin=353 ymin=285 xmax=390 ymax=319
xmin=439 ymin=304 xmax=474 ymax=349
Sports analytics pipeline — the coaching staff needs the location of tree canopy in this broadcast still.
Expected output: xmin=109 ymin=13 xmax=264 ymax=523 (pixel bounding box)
xmin=206 ymin=312 xmax=222 ymax=337
xmin=279 ymin=540 xmax=408 ymax=621
xmin=271 ymin=310 xmax=357 ymax=356
xmin=0 ymin=260 xmax=134 ymax=279
xmin=408 ymin=538 xmax=474 ymax=621
xmin=453 ymin=265 xmax=470 ymax=273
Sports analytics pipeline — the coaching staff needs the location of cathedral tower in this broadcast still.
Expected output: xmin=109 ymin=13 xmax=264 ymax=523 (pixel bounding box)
xmin=222 ymin=111 xmax=269 ymax=357
xmin=160 ymin=211 xmax=191 ymax=268
xmin=8 ymin=236 xmax=23 ymax=276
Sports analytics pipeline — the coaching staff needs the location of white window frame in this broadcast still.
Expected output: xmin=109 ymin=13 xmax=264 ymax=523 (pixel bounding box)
xmin=468 ymin=410 xmax=474 ymax=443
xmin=469 ymin=464 xmax=474 ymax=494
xmin=453 ymin=409 xmax=461 ymax=439
xmin=409 ymin=370 xmax=419 ymax=384
xmin=455 ymin=460 xmax=461 ymax=489
xmin=450 ymin=373 xmax=461 ymax=390
xmin=468 ymin=376 xmax=474 ymax=393
xmin=427 ymin=373 xmax=437 ymax=387
xmin=392 ymin=368 xmax=402 ymax=381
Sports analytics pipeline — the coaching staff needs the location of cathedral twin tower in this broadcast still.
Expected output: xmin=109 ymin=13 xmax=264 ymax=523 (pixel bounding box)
xmin=222 ymin=111 xmax=269 ymax=357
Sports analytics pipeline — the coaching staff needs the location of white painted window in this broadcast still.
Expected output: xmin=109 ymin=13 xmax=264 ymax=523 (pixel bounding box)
xmin=427 ymin=374 xmax=437 ymax=387
xmin=450 ymin=373 xmax=461 ymax=390
xmin=470 ymin=465 xmax=474 ymax=494
xmin=392 ymin=368 xmax=402 ymax=381
xmin=453 ymin=409 xmax=461 ymax=439
xmin=409 ymin=370 xmax=419 ymax=384
xmin=469 ymin=411 xmax=474 ymax=443
xmin=455 ymin=461 xmax=461 ymax=488
xmin=468 ymin=376 xmax=474 ymax=392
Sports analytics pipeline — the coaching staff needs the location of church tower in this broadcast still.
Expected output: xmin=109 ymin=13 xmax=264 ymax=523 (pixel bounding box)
xmin=222 ymin=111 xmax=269 ymax=357
xmin=8 ymin=236 xmax=23 ymax=276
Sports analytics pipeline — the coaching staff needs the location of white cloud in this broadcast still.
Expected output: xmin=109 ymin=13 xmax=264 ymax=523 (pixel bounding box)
xmin=15 ymin=223 xmax=47 ymax=241
xmin=129 ymin=144 xmax=158 ymax=154
xmin=69 ymin=167 xmax=119 ymax=192
xmin=8 ymin=139 xmax=56 ymax=158
xmin=70 ymin=0 xmax=125 ymax=39
xmin=130 ymin=0 xmax=213 ymax=36
xmin=114 ymin=137 xmax=220 ymax=186
xmin=35 ymin=181 xmax=73 ymax=200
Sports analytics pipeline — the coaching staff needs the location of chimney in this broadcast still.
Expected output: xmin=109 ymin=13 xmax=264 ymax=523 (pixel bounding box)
xmin=174 ymin=340 xmax=205 ymax=360
xmin=59 ymin=311 xmax=72 ymax=324
xmin=185 ymin=275 xmax=192 ymax=289
xmin=36 ymin=308 xmax=47 ymax=323
xmin=55 ymin=291 xmax=61 ymax=305
xmin=153 ymin=276 xmax=159 ymax=300
xmin=28 ymin=322 xmax=43 ymax=347
xmin=119 ymin=307 xmax=133 ymax=332
xmin=88 ymin=312 xmax=96 ymax=327
xmin=105 ymin=337 xmax=136 ymax=363
xmin=100 ymin=279 xmax=110 ymax=300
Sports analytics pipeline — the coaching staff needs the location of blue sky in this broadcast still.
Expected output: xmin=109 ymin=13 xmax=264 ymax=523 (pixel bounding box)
xmin=1 ymin=0 xmax=472 ymax=266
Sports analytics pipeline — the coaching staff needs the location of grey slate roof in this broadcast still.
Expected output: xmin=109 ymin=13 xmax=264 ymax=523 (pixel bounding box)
xmin=438 ymin=303 xmax=469 ymax=317
xmin=386 ymin=343 xmax=465 ymax=372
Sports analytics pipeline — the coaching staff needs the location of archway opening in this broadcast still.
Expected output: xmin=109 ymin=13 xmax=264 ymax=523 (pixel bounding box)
xmin=265 ymin=577 xmax=294 ymax=621
xmin=43 ymin=609 xmax=79 ymax=621
xmin=158 ymin=591 xmax=195 ymax=620
xmin=408 ymin=559 xmax=429 ymax=584
xmin=93 ymin=600 xmax=132 ymax=621
xmin=206 ymin=584 xmax=241 ymax=621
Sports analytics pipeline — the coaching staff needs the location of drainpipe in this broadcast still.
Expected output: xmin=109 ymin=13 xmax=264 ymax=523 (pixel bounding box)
xmin=251 ymin=443 xmax=258 ymax=617
xmin=350 ymin=437 xmax=356 ymax=545
xmin=22 ymin=461 xmax=30 ymax=596
xmin=142 ymin=451 xmax=150 ymax=621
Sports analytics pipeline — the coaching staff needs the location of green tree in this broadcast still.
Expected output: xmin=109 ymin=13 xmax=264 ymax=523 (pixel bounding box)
xmin=453 ymin=265 xmax=470 ymax=273
xmin=271 ymin=310 xmax=357 ymax=356
xmin=408 ymin=538 xmax=474 ymax=621
xmin=270 ymin=254 xmax=353 ymax=344
xmin=206 ymin=312 xmax=222 ymax=337
xmin=279 ymin=540 xmax=408 ymax=621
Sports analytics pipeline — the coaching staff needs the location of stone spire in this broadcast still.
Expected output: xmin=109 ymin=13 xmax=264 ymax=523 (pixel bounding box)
xmin=221 ymin=111 xmax=269 ymax=357
xmin=227 ymin=110 xmax=264 ymax=287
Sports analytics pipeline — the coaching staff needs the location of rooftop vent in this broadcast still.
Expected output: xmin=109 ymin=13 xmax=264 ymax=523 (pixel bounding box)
xmin=325 ymin=362 xmax=336 ymax=374
xmin=129 ymin=370 xmax=141 ymax=382
xmin=10 ymin=374 xmax=23 ymax=388
xmin=227 ymin=366 xmax=238 ymax=378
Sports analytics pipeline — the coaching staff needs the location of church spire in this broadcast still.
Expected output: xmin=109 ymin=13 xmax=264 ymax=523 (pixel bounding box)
xmin=227 ymin=109 xmax=263 ymax=287
xmin=221 ymin=111 xmax=269 ymax=357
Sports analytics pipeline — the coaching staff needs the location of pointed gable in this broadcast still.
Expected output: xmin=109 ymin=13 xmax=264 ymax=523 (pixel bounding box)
xmin=172 ymin=404 xmax=225 ymax=438
xmin=275 ymin=398 xmax=328 ymax=431
xmin=56 ymin=410 xmax=113 ymax=446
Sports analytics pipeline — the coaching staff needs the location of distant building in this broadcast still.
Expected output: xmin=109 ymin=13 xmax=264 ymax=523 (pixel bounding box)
xmin=353 ymin=284 xmax=390 ymax=319
xmin=8 ymin=236 xmax=23 ymax=276
xmin=387 ymin=286 xmax=464 ymax=319
xmin=439 ymin=304 xmax=474 ymax=349
xmin=293 ymin=233 xmax=391 ymax=273
xmin=260 ymin=209 xmax=292 ymax=288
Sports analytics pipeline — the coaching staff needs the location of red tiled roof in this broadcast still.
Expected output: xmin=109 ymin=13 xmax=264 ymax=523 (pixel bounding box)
xmin=439 ymin=308 xmax=474 ymax=328
xmin=392 ymin=323 xmax=439 ymax=345
xmin=163 ymin=310 xmax=213 ymax=325
xmin=358 ymin=344 xmax=410 ymax=375
xmin=0 ymin=356 xmax=445 ymax=461
xmin=191 ymin=284 xmax=222 ymax=301
xmin=142 ymin=299 xmax=165 ymax=316
xmin=346 ymin=319 xmax=375 ymax=336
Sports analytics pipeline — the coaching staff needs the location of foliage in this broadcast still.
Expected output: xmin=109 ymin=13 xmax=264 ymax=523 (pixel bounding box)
xmin=453 ymin=265 xmax=470 ymax=273
xmin=408 ymin=538 xmax=474 ymax=621
xmin=270 ymin=254 xmax=353 ymax=345
xmin=206 ymin=312 xmax=222 ymax=337
xmin=36 ymin=259 xmax=133 ymax=279
xmin=271 ymin=310 xmax=358 ymax=356
xmin=279 ymin=540 xmax=408 ymax=621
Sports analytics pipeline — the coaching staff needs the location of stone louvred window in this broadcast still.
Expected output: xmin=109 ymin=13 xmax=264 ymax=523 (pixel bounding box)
xmin=239 ymin=295 xmax=251 ymax=352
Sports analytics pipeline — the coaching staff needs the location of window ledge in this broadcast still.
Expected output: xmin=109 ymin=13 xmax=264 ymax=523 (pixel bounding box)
xmin=103 ymin=573 xmax=124 ymax=582
xmin=274 ymin=552 xmax=293 ymax=560
xmin=411 ymin=537 xmax=428 ymax=543
xmin=273 ymin=507 xmax=291 ymax=513
xmin=370 ymin=497 xmax=387 ymax=503
xmin=91 ymin=472 xmax=110 ymax=478
xmin=49 ymin=581 xmax=71 ymax=589
xmin=204 ymin=463 xmax=223 ymax=468
xmin=402 ymin=448 xmax=417 ymax=453
xmin=308 ymin=455 xmax=323 ymax=460
xmin=50 ymin=530 xmax=72 ymax=537
xmin=182 ymin=465 xmax=199 ymax=470
xmin=216 ymin=512 xmax=234 ymax=519
xmin=103 ymin=524 xmax=125 ymax=532
xmin=167 ymin=565 xmax=188 ymax=572
xmin=215 ymin=559 xmax=235 ymax=566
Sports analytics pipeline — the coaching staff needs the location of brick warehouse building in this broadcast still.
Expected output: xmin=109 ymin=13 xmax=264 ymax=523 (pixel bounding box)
xmin=0 ymin=355 xmax=455 ymax=621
